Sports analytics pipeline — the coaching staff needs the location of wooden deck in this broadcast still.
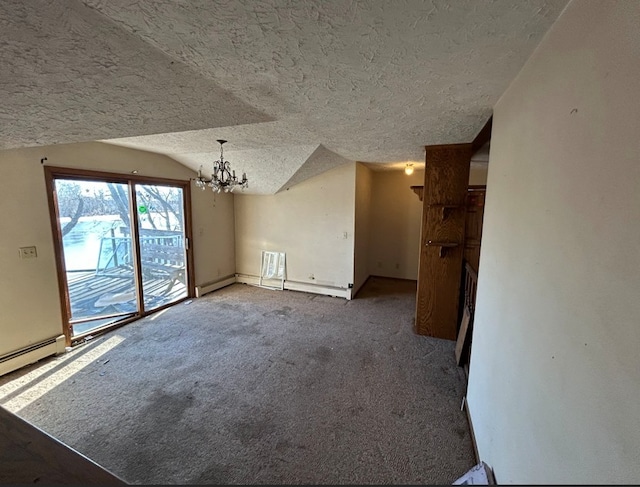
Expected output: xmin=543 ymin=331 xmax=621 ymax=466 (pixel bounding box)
xmin=68 ymin=268 xmax=187 ymax=323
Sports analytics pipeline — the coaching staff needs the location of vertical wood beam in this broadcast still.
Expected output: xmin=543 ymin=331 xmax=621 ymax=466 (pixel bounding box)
xmin=415 ymin=143 xmax=472 ymax=339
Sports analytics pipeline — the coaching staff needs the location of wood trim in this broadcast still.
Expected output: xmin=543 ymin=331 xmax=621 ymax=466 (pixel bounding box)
xmin=71 ymin=315 xmax=140 ymax=345
xmin=410 ymin=185 xmax=424 ymax=202
xmin=424 ymin=116 xmax=491 ymax=154
xmin=70 ymin=297 xmax=191 ymax=345
xmin=463 ymin=397 xmax=480 ymax=465
xmin=423 ymin=142 xmax=473 ymax=151
xmin=183 ymin=181 xmax=195 ymax=298
xmin=129 ymin=182 xmax=146 ymax=316
xmin=43 ymin=167 xmax=73 ymax=346
xmin=69 ymin=311 xmax=134 ymax=325
xmin=44 ymin=166 xmax=195 ymax=346
xmin=467 ymin=184 xmax=487 ymax=191
xmin=471 ymin=115 xmax=492 ymax=153
xmin=43 ymin=165 xmax=190 ymax=187
xmin=368 ymin=275 xmax=417 ymax=283
xmin=0 ymin=405 xmax=126 ymax=484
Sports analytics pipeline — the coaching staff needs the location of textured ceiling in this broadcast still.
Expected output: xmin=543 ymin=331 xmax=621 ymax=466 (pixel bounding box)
xmin=0 ymin=0 xmax=569 ymax=194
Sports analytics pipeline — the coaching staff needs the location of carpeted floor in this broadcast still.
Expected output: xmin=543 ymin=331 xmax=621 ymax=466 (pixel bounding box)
xmin=0 ymin=277 xmax=475 ymax=484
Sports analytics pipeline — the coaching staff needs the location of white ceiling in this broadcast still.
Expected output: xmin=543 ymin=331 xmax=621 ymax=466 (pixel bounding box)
xmin=0 ymin=0 xmax=568 ymax=194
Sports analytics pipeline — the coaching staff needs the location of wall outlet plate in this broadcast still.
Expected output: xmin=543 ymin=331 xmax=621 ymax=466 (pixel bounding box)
xmin=19 ymin=246 xmax=37 ymax=259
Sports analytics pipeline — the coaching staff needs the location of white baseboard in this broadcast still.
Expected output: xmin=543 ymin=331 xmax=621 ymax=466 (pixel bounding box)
xmin=235 ymin=274 xmax=351 ymax=299
xmin=0 ymin=335 xmax=66 ymax=377
xmin=195 ymin=275 xmax=237 ymax=297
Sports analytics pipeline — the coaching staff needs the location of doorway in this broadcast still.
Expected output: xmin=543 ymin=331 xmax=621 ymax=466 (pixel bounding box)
xmin=45 ymin=167 xmax=194 ymax=344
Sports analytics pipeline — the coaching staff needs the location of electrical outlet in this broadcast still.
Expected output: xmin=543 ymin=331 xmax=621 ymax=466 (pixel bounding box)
xmin=19 ymin=246 xmax=37 ymax=259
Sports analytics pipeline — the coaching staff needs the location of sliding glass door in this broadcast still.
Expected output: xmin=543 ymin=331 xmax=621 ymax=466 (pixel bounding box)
xmin=55 ymin=179 xmax=139 ymax=335
xmin=46 ymin=168 xmax=192 ymax=342
xmin=136 ymin=184 xmax=188 ymax=312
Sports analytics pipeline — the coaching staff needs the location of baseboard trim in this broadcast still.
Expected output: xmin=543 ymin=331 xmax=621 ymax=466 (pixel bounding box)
xmin=463 ymin=396 xmax=480 ymax=465
xmin=0 ymin=335 xmax=66 ymax=377
xmin=235 ymin=274 xmax=351 ymax=299
xmin=369 ymin=274 xmax=418 ymax=283
xmin=195 ymin=275 xmax=237 ymax=297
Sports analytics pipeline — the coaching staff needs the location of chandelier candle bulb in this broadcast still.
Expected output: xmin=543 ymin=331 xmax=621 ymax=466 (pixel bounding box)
xmin=194 ymin=139 xmax=249 ymax=193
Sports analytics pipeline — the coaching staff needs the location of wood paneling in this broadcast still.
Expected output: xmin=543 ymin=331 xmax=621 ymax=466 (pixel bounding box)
xmin=415 ymin=144 xmax=472 ymax=339
xmin=0 ymin=405 xmax=126 ymax=484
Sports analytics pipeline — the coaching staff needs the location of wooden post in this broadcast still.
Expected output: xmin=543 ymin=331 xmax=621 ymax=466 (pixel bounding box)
xmin=415 ymin=143 xmax=472 ymax=339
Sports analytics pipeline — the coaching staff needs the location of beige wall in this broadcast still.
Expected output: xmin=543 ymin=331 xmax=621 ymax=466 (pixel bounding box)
xmin=469 ymin=164 xmax=488 ymax=186
xmin=0 ymin=141 xmax=232 ymax=357
xmin=368 ymin=169 xmax=424 ymax=280
xmin=234 ymin=163 xmax=356 ymax=290
xmin=366 ymin=165 xmax=487 ymax=283
xmin=467 ymin=1 xmax=640 ymax=483
xmin=353 ymin=163 xmax=372 ymax=293
xmin=191 ymin=186 xmax=235 ymax=287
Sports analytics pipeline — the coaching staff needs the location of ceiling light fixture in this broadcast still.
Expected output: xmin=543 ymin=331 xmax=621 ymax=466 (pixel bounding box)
xmin=195 ymin=139 xmax=248 ymax=193
xmin=404 ymin=163 xmax=414 ymax=176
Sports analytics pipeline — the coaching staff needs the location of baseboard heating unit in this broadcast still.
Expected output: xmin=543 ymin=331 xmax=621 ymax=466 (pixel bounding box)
xmin=195 ymin=276 xmax=237 ymax=298
xmin=0 ymin=335 xmax=66 ymax=377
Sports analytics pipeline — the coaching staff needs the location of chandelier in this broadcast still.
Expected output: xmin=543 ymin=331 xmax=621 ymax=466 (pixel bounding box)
xmin=195 ymin=139 xmax=248 ymax=193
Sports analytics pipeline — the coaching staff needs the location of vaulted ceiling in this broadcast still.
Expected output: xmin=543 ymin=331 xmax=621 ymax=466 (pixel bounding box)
xmin=0 ymin=0 xmax=568 ymax=193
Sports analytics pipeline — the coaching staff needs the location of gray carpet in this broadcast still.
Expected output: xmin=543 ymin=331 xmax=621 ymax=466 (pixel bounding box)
xmin=0 ymin=277 xmax=475 ymax=484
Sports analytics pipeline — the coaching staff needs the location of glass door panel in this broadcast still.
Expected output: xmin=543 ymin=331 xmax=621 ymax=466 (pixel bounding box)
xmin=54 ymin=179 xmax=138 ymax=336
xmin=135 ymin=184 xmax=188 ymax=312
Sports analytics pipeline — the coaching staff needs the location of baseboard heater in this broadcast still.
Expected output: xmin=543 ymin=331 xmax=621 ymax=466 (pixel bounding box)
xmin=196 ymin=274 xmax=353 ymax=300
xmin=195 ymin=275 xmax=237 ymax=298
xmin=0 ymin=335 xmax=66 ymax=377
xmin=235 ymin=274 xmax=352 ymax=300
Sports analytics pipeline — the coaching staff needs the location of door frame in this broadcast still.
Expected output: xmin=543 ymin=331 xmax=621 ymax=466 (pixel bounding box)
xmin=44 ymin=166 xmax=195 ymax=346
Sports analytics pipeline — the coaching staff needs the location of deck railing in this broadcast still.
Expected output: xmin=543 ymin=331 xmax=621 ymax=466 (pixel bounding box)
xmin=96 ymin=229 xmax=184 ymax=276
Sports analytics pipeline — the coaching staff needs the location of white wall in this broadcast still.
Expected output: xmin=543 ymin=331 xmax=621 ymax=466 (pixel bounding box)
xmin=353 ymin=163 xmax=372 ymax=293
xmin=234 ymin=162 xmax=355 ymax=291
xmin=466 ymin=1 xmax=640 ymax=483
xmin=0 ymin=141 xmax=233 ymax=357
xmin=368 ymin=169 xmax=424 ymax=280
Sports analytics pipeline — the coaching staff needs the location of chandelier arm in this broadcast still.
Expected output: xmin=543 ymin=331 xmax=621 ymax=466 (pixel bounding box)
xmin=198 ymin=139 xmax=248 ymax=192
